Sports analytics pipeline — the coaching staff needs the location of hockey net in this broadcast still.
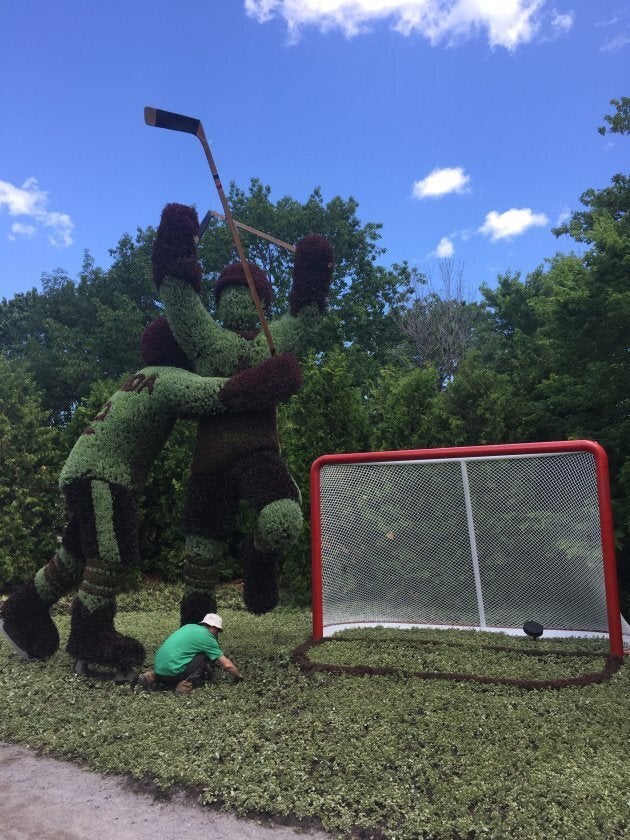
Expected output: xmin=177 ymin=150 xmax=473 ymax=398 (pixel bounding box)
xmin=310 ymin=441 xmax=629 ymax=657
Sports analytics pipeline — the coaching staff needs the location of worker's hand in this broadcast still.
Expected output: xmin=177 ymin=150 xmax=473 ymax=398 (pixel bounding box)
xmin=232 ymin=673 xmax=244 ymax=683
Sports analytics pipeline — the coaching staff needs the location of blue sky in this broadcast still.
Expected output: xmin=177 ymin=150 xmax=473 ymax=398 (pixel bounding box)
xmin=0 ymin=1 xmax=627 ymax=301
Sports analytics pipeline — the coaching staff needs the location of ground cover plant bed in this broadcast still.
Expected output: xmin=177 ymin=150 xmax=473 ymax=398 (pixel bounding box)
xmin=1 ymin=590 xmax=629 ymax=840
xmin=294 ymin=628 xmax=624 ymax=688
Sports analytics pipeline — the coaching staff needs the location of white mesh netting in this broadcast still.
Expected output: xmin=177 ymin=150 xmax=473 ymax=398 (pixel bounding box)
xmin=318 ymin=451 xmax=630 ymax=640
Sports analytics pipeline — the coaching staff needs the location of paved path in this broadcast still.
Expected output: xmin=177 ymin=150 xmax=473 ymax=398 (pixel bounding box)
xmin=0 ymin=742 xmax=331 ymax=840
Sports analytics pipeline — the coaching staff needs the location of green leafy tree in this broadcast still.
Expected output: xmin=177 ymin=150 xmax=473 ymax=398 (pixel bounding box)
xmin=369 ymin=364 xmax=440 ymax=452
xmin=278 ymin=349 xmax=371 ymax=602
xmin=0 ymin=241 xmax=158 ymax=423
xmin=0 ymin=356 xmax=64 ymax=588
xmin=198 ymin=179 xmax=414 ymax=357
xmin=598 ymin=96 xmax=630 ymax=136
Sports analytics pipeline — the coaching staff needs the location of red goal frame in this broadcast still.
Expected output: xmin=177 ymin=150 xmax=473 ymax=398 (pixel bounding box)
xmin=310 ymin=440 xmax=626 ymax=657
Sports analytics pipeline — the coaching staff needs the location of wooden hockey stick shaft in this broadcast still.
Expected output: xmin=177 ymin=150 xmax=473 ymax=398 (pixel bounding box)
xmin=144 ymin=107 xmax=276 ymax=355
xmin=199 ymin=209 xmax=295 ymax=253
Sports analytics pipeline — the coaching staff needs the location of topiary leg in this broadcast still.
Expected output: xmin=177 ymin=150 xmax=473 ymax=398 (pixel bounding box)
xmin=65 ymin=479 xmax=144 ymax=671
xmin=0 ymin=580 xmax=60 ymax=660
xmin=239 ymin=533 xmax=280 ymax=615
xmin=0 ymin=514 xmax=86 ymax=661
xmin=180 ymin=535 xmax=227 ymax=624
xmin=66 ymin=598 xmax=145 ymax=670
xmin=236 ymin=451 xmax=303 ymax=615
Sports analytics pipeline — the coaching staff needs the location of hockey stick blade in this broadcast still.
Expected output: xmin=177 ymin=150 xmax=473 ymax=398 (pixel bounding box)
xmin=144 ymin=106 xmax=201 ymax=136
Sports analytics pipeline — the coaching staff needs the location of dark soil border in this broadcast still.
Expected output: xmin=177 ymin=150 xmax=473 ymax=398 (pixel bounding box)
xmin=291 ymin=636 xmax=625 ymax=689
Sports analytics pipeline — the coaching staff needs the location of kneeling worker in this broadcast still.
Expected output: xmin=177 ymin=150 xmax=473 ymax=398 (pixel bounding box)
xmin=138 ymin=613 xmax=242 ymax=695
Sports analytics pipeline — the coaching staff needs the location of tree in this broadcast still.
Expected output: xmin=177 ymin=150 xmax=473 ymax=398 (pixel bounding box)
xmin=598 ymin=96 xmax=630 ymax=136
xmin=198 ymin=179 xmax=414 ymax=357
xmin=278 ymin=349 xmax=371 ymax=601
xmin=0 ymin=356 xmax=64 ymax=589
xmin=369 ymin=364 xmax=440 ymax=452
xmin=394 ymin=259 xmax=481 ymax=385
xmin=0 ymin=244 xmax=159 ymax=423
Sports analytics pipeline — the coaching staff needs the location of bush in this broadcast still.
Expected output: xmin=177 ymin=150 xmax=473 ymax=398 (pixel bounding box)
xmin=0 ymin=356 xmax=64 ymax=589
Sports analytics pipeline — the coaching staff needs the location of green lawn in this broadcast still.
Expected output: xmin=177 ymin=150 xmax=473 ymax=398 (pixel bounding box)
xmin=1 ymin=588 xmax=629 ymax=840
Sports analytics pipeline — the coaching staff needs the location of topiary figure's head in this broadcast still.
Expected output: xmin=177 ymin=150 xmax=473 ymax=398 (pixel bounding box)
xmin=214 ymin=261 xmax=273 ymax=333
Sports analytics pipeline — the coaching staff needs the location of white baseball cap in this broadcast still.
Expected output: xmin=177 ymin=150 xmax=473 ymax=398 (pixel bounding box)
xmin=201 ymin=613 xmax=223 ymax=631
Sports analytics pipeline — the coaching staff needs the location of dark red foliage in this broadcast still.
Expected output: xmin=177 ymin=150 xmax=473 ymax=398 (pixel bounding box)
xmin=179 ymin=591 xmax=218 ymax=627
xmin=0 ymin=580 xmax=59 ymax=659
xmin=141 ymin=316 xmax=193 ymax=370
xmin=214 ymin=261 xmax=274 ymax=308
xmin=289 ymin=234 xmax=334 ymax=315
xmin=66 ymin=599 xmax=145 ymax=669
xmin=218 ymin=353 xmax=302 ymax=412
xmin=185 ymin=450 xmax=300 ymax=540
xmin=152 ymin=203 xmax=202 ymax=292
xmin=239 ymin=533 xmax=280 ymax=614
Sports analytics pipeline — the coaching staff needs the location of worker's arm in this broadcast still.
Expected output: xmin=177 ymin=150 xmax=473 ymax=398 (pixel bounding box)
xmin=217 ymin=654 xmax=243 ymax=681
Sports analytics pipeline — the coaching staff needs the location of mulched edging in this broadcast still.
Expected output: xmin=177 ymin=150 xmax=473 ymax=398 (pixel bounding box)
xmin=291 ymin=636 xmax=625 ymax=689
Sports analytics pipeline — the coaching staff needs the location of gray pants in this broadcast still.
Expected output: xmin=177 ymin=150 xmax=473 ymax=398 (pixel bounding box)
xmin=155 ymin=652 xmax=215 ymax=687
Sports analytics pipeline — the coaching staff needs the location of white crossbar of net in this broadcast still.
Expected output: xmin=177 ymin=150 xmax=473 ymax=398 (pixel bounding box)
xmin=317 ymin=451 xmax=630 ymax=642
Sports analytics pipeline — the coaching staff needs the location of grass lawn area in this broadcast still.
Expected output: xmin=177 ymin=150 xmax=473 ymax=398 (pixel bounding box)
xmin=1 ymin=585 xmax=629 ymax=840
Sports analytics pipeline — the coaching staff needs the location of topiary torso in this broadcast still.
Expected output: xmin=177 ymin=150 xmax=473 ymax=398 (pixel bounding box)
xmin=60 ymin=366 xmax=227 ymax=489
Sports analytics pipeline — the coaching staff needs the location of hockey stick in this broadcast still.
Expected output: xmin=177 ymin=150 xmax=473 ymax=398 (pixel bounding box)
xmin=198 ymin=209 xmax=295 ymax=252
xmin=144 ymin=106 xmax=276 ymax=355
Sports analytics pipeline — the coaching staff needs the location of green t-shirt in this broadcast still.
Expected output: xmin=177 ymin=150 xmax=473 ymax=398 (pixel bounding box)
xmin=154 ymin=623 xmax=224 ymax=677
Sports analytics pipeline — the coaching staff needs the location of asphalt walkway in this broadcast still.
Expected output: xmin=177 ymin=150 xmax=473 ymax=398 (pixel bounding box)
xmin=0 ymin=742 xmax=331 ymax=840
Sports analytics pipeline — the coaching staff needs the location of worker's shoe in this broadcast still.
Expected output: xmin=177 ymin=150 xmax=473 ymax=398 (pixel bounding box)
xmin=174 ymin=678 xmax=194 ymax=696
xmin=137 ymin=671 xmax=157 ymax=692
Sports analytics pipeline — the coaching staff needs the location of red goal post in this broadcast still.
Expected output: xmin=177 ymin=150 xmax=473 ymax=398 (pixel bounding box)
xmin=310 ymin=440 xmax=629 ymax=657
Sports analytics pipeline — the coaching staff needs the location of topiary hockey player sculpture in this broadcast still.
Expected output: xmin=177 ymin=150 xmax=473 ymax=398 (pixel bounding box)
xmin=0 ymin=244 xmax=302 ymax=678
xmin=151 ymin=202 xmax=334 ymax=624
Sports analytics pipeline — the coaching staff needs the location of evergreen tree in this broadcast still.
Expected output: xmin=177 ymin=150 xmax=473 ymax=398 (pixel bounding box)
xmin=0 ymin=356 xmax=63 ymax=588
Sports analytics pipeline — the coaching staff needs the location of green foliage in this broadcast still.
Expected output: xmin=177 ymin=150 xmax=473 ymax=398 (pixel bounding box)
xmin=279 ymin=349 xmax=371 ymax=602
xmin=198 ymin=179 xmax=414 ymax=357
xmin=435 ymin=352 xmax=529 ymax=446
xmin=369 ymin=364 xmax=440 ymax=452
xmin=597 ymin=96 xmax=630 ymax=136
xmin=0 ymin=356 xmax=64 ymax=588
xmin=0 ymin=242 xmax=158 ymax=423
xmin=0 ymin=605 xmax=628 ymax=840
xmin=58 ymin=377 xmax=124 ymax=457
xmin=0 ymin=154 xmax=628 ymax=611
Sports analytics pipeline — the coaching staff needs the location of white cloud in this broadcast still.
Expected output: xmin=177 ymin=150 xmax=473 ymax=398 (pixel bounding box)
xmin=8 ymin=222 xmax=36 ymax=240
xmin=478 ymin=208 xmax=548 ymax=241
xmin=435 ymin=236 xmax=455 ymax=258
xmin=596 ymin=7 xmax=629 ymax=52
xmin=600 ymin=30 xmax=630 ymax=52
xmin=245 ymin=0 xmax=573 ymax=49
xmin=551 ymin=11 xmax=574 ymax=33
xmin=0 ymin=178 xmax=73 ymax=246
xmin=412 ymin=166 xmax=470 ymax=199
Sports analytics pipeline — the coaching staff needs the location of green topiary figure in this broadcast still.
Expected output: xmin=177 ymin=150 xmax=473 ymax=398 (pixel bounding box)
xmin=151 ymin=203 xmax=334 ymax=621
xmin=0 ymin=217 xmax=302 ymax=676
